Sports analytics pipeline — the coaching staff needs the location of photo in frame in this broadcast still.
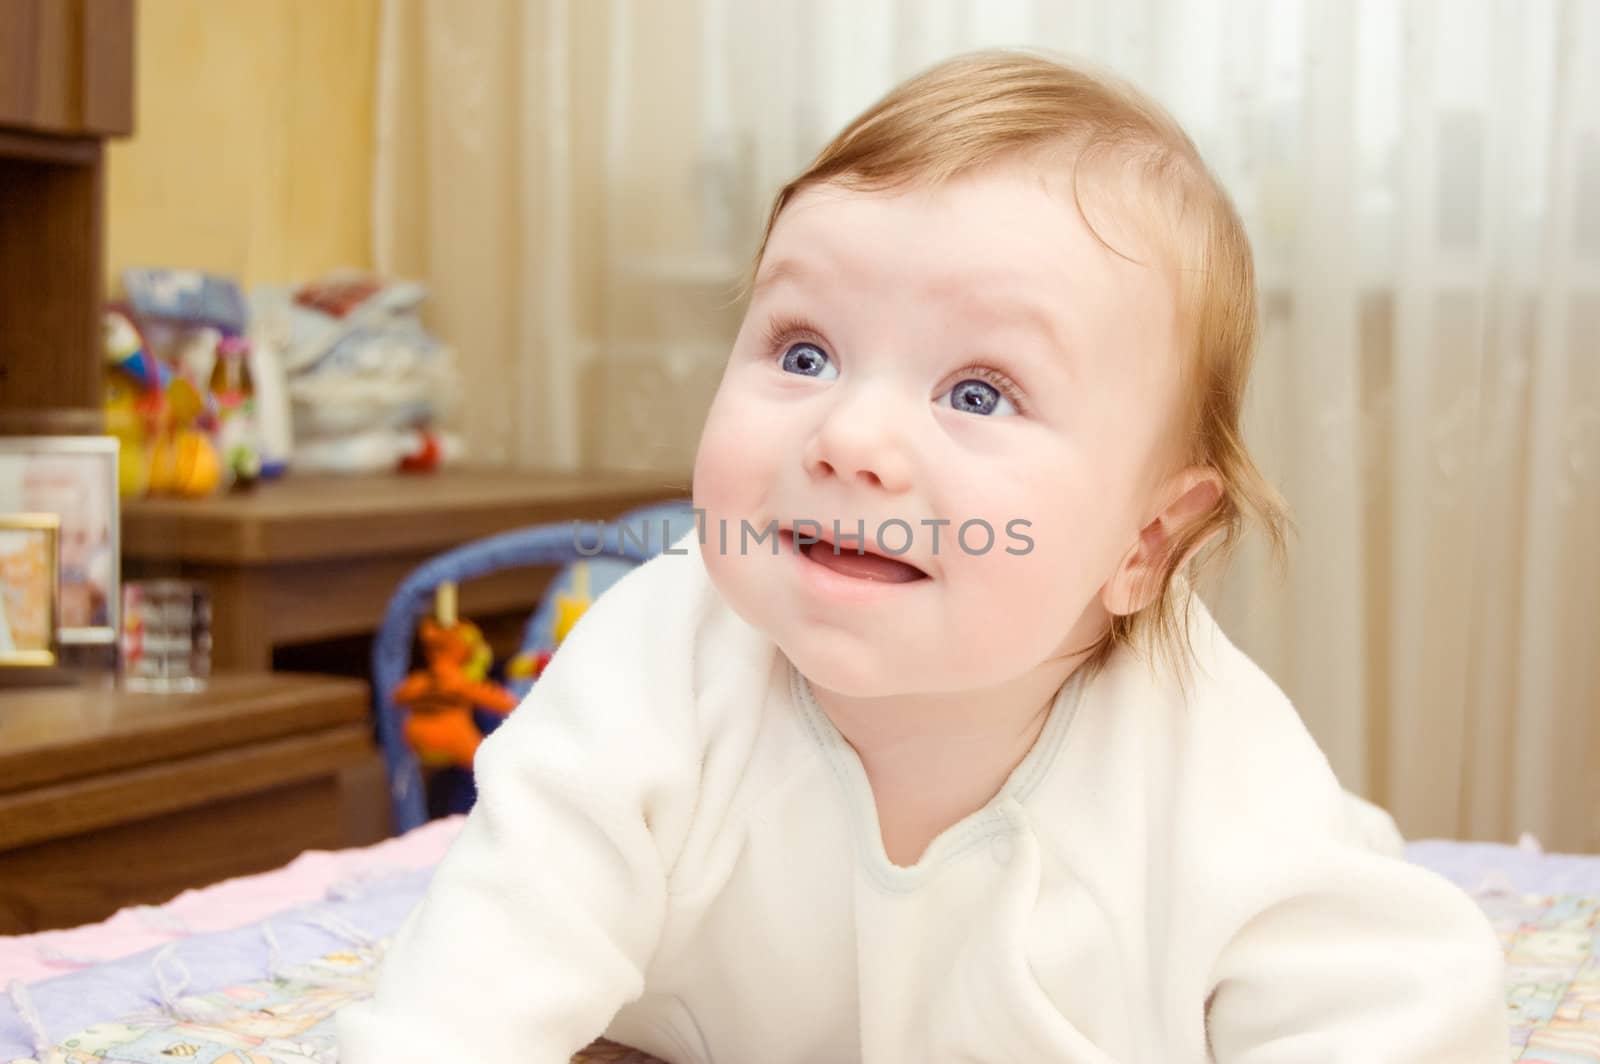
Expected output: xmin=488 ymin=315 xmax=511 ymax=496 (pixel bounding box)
xmin=0 ymin=437 xmax=121 ymax=645
xmin=0 ymin=513 xmax=61 ymax=667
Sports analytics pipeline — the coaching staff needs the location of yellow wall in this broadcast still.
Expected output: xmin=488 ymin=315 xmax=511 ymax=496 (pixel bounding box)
xmin=105 ymin=0 xmax=379 ymax=292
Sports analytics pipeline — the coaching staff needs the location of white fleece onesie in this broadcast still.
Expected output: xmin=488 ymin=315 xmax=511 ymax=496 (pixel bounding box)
xmin=337 ymin=535 xmax=1508 ymax=1063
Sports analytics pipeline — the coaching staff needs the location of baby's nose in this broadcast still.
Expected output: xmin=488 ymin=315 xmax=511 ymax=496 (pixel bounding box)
xmin=808 ymin=453 xmax=904 ymax=491
xmin=802 ymin=402 xmax=914 ymax=494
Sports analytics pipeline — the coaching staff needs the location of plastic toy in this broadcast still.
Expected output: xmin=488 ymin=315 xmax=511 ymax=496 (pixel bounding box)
xmin=209 ymin=335 xmax=263 ymax=490
xmin=147 ymin=376 xmax=223 ymax=498
xmin=398 ymin=428 xmax=444 ymax=473
xmin=506 ymin=565 xmax=593 ymax=685
xmin=103 ymin=308 xmax=226 ymax=498
xmin=103 ymin=310 xmax=163 ymax=497
xmin=391 ymin=582 xmax=518 ymax=769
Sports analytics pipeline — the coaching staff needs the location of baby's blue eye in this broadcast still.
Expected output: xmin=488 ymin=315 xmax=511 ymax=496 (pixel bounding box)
xmin=780 ymin=343 xmax=837 ymax=380
xmin=944 ymin=379 xmax=1017 ymax=417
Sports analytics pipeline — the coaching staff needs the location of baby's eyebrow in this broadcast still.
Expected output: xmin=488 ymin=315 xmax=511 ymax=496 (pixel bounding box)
xmin=946 ymin=280 xmax=1078 ymax=373
xmin=752 ymin=256 xmax=1077 ymax=377
xmin=751 ymin=256 xmax=815 ymax=299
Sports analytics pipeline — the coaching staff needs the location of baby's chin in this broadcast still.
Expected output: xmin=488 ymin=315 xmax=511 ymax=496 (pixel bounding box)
xmin=711 ymin=597 xmax=902 ymax=698
xmin=787 ymin=656 xmax=923 ymax=702
xmin=774 ymin=632 xmax=953 ymax=701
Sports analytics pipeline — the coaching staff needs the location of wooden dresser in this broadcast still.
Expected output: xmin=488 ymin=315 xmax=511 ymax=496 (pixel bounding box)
xmin=0 ymin=672 xmax=385 ymax=933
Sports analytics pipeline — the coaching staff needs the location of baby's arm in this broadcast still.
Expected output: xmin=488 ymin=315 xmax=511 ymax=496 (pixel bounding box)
xmin=1203 ymin=837 xmax=1508 ymax=1062
xmin=1166 ymin=644 xmax=1510 ymax=1062
xmin=337 ymin=552 xmax=705 ymax=1063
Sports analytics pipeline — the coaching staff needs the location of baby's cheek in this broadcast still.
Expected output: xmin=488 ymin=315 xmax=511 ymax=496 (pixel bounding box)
xmin=978 ymin=556 xmax=1066 ymax=631
xmin=954 ymin=546 xmax=1102 ymax=664
xmin=693 ymin=432 xmax=762 ymax=622
xmin=692 ymin=405 xmax=785 ymax=608
xmin=692 ymin=407 xmax=757 ymax=513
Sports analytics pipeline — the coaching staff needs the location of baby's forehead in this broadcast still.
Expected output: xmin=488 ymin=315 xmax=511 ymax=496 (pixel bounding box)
xmin=772 ymin=164 xmax=1170 ymax=284
xmin=764 ymin=172 xmax=1176 ymax=333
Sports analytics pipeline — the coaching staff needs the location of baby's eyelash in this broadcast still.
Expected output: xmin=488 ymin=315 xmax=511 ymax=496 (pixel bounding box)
xmin=949 ymin=364 xmax=1029 ymax=415
xmin=763 ymin=315 xmax=831 ymax=360
xmin=759 ymin=316 xmax=1029 ymax=413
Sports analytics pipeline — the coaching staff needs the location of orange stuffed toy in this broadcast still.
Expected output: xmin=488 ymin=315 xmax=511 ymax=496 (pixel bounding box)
xmin=391 ymin=582 xmax=518 ymax=770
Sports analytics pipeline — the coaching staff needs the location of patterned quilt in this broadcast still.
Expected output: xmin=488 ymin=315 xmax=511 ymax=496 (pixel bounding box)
xmin=7 ymin=941 xmax=666 ymax=1064
xmin=5 ymin=886 xmax=1596 ymax=1063
xmin=1491 ymin=890 xmax=1600 ymax=1061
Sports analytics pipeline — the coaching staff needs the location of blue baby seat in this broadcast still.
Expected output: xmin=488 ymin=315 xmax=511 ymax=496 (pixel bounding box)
xmin=370 ymin=498 xmax=698 ymax=833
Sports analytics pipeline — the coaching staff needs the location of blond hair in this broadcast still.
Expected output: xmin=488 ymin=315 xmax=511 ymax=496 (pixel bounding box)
xmin=747 ymin=49 xmax=1291 ymax=681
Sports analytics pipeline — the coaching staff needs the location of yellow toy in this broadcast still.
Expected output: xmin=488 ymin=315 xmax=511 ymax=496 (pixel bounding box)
xmin=147 ymin=377 xmax=223 ymax=498
xmin=103 ymin=309 xmax=222 ymax=498
xmin=506 ymin=565 xmax=593 ymax=684
xmin=103 ymin=310 xmax=160 ymax=497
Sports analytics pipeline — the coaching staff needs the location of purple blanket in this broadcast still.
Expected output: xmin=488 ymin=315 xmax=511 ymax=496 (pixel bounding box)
xmin=0 ymin=867 xmax=432 ymax=1060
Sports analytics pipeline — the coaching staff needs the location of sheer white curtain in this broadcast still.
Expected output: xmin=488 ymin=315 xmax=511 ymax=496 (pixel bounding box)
xmin=375 ymin=0 xmax=1600 ymax=850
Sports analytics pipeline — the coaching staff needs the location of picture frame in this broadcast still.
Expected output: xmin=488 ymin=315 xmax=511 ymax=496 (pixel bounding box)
xmin=0 ymin=437 xmax=121 ymax=645
xmin=0 ymin=513 xmax=61 ymax=667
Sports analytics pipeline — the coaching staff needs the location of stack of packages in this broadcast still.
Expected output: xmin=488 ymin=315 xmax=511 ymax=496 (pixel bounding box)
xmin=250 ymin=271 xmax=465 ymax=475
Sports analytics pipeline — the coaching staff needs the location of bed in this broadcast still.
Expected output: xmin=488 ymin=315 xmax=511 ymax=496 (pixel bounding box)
xmin=1 ymin=819 xmax=1596 ymax=1063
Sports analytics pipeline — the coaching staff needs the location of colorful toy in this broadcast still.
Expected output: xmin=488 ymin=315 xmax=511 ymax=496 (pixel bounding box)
xmin=148 ymin=375 xmax=223 ymax=498
xmin=103 ymin=308 xmax=226 ymax=498
xmin=397 ymin=428 xmax=444 ymax=473
xmin=103 ymin=310 xmax=163 ymax=497
xmin=209 ymin=335 xmax=263 ymax=490
xmin=506 ymin=565 xmax=594 ymax=685
xmin=391 ymin=582 xmax=518 ymax=770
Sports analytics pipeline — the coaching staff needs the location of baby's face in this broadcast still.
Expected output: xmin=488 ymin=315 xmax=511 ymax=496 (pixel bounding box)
xmin=693 ymin=163 xmax=1183 ymax=697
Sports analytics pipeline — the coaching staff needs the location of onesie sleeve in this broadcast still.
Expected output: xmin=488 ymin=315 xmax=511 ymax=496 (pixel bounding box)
xmin=1161 ymin=619 xmax=1512 ymax=1063
xmin=337 ymin=541 xmax=712 ymax=1063
xmin=1203 ymin=840 xmax=1509 ymax=1062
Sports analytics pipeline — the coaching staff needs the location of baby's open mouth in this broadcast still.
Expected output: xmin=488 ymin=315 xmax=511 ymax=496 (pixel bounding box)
xmin=779 ymin=528 xmax=930 ymax=584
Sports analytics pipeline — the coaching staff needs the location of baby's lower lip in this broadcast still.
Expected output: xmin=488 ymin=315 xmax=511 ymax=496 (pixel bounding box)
xmin=778 ymin=530 xmax=930 ymax=584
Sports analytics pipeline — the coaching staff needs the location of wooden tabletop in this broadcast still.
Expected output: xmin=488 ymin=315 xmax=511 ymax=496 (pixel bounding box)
xmin=121 ymin=466 xmax=688 ymax=565
xmin=0 ymin=672 xmax=370 ymax=794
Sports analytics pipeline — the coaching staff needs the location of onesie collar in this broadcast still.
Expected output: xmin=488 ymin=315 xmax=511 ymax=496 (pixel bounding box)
xmin=788 ymin=663 xmax=1089 ymax=893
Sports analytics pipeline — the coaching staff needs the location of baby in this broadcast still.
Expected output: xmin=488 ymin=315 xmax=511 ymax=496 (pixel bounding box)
xmin=338 ymin=51 xmax=1508 ymax=1062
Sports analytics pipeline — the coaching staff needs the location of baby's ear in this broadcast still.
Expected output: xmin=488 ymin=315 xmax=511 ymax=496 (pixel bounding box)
xmin=1101 ymin=467 xmax=1224 ymax=616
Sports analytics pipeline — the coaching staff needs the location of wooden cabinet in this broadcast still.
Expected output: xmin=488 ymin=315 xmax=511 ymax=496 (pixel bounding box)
xmin=0 ymin=672 xmax=386 ymax=933
xmin=0 ymin=0 xmax=135 ymax=434
xmin=0 ymin=0 xmax=135 ymax=137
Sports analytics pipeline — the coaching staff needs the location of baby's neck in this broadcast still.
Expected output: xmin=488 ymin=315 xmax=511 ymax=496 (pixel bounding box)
xmin=810 ymin=657 xmax=1085 ymax=868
